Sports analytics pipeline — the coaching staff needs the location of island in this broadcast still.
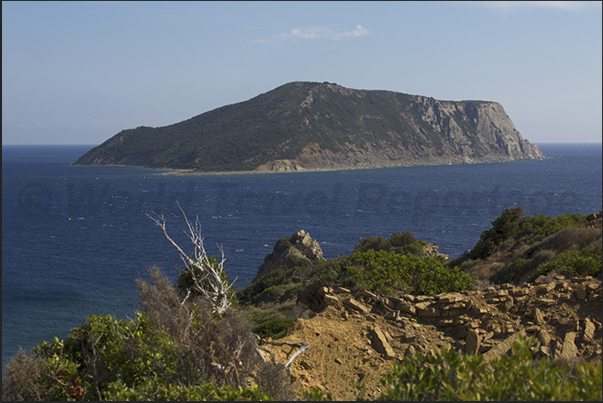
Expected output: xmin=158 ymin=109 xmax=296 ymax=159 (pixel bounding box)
xmin=72 ymin=81 xmax=544 ymax=172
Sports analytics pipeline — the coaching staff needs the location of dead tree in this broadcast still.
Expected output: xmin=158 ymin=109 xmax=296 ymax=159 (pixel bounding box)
xmin=147 ymin=205 xmax=234 ymax=316
xmin=148 ymin=205 xmax=310 ymax=389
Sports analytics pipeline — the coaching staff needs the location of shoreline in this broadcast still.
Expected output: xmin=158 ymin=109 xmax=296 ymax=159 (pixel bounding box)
xmin=68 ymin=156 xmax=549 ymax=176
xmin=160 ymin=155 xmax=549 ymax=176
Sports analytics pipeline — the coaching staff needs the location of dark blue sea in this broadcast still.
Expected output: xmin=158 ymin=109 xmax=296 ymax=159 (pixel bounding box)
xmin=2 ymin=143 xmax=602 ymax=369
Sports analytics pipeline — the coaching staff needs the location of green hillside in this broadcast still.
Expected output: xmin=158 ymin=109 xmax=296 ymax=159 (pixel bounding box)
xmin=73 ymin=81 xmax=543 ymax=172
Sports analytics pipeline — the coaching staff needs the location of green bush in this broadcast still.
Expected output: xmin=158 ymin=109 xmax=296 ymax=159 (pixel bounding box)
xmin=526 ymin=212 xmax=586 ymax=238
xmin=375 ymin=336 xmax=602 ymax=401
xmin=236 ymin=268 xmax=288 ymax=305
xmin=329 ymin=250 xmax=476 ymax=295
xmin=354 ymin=232 xmax=427 ymax=257
xmin=529 ymin=244 xmax=602 ymax=281
xmin=104 ymin=379 xmax=274 ymax=401
xmin=469 ymin=207 xmax=524 ymax=259
xmin=490 ymin=258 xmax=530 ymax=285
xmin=3 ymin=267 xmax=288 ymax=401
xmin=468 ymin=208 xmax=589 ymax=260
xmin=236 ymin=259 xmax=314 ymax=306
xmin=251 ymin=313 xmax=295 ymax=340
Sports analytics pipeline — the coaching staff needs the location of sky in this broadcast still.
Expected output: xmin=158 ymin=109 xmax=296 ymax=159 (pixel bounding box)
xmin=2 ymin=1 xmax=602 ymax=145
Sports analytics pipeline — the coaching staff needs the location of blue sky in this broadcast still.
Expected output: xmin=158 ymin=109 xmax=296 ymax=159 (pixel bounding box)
xmin=2 ymin=1 xmax=602 ymax=145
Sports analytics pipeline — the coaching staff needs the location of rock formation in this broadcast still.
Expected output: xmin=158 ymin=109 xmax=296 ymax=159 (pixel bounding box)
xmin=253 ymin=230 xmax=324 ymax=282
xmin=260 ymin=274 xmax=602 ymax=400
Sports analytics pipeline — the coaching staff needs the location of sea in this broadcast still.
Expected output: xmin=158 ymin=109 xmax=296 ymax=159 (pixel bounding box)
xmin=2 ymin=143 xmax=602 ymax=369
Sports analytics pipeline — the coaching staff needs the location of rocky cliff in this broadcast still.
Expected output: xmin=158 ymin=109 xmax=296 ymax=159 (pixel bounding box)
xmin=73 ymin=81 xmax=544 ymax=172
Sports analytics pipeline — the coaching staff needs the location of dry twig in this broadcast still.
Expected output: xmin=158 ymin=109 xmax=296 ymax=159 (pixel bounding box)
xmin=147 ymin=204 xmax=234 ymax=315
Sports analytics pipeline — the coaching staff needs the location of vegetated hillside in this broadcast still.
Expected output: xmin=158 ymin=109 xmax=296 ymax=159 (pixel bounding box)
xmin=235 ymin=209 xmax=602 ymax=400
xmin=448 ymin=208 xmax=603 ymax=285
xmin=3 ymin=209 xmax=600 ymax=401
xmin=237 ymin=209 xmax=601 ymax=311
xmin=73 ymin=81 xmax=543 ymax=172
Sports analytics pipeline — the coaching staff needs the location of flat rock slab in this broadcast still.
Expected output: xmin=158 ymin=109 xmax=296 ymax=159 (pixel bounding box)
xmin=557 ymin=332 xmax=578 ymax=364
xmin=483 ymin=330 xmax=526 ymax=362
xmin=370 ymin=327 xmax=396 ymax=359
xmin=343 ymin=298 xmax=371 ymax=314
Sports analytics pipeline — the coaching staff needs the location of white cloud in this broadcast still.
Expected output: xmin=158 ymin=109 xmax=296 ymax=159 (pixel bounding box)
xmin=250 ymin=24 xmax=370 ymax=44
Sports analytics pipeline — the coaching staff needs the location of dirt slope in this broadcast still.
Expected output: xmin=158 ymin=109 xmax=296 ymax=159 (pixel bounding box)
xmin=258 ymin=275 xmax=602 ymax=400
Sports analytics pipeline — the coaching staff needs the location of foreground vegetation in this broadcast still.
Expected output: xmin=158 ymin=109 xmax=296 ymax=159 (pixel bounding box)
xmin=371 ymin=336 xmax=601 ymax=401
xmin=3 ymin=208 xmax=602 ymax=400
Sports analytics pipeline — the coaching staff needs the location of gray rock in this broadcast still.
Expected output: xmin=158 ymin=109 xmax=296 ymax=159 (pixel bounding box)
xmin=253 ymin=230 xmax=324 ymax=281
xmin=533 ymin=308 xmax=545 ymax=325
xmin=537 ymin=329 xmax=552 ymax=347
xmin=437 ymin=292 xmax=466 ymax=304
xmin=395 ymin=301 xmax=417 ymax=316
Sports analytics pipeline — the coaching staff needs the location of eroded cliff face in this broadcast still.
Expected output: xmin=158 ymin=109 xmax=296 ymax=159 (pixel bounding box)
xmin=255 ymin=88 xmax=543 ymax=172
xmin=426 ymin=98 xmax=543 ymax=160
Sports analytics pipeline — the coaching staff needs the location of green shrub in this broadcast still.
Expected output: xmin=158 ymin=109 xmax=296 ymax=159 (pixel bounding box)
xmin=526 ymin=212 xmax=586 ymax=238
xmin=279 ymin=283 xmax=304 ymax=303
xmin=468 ymin=208 xmax=589 ymax=260
xmin=177 ymin=256 xmax=238 ymax=307
xmin=490 ymin=258 xmax=530 ymax=285
xmin=354 ymin=232 xmax=427 ymax=257
xmin=236 ymin=259 xmax=314 ymax=306
xmin=529 ymin=244 xmax=602 ymax=281
xmin=470 ymin=207 xmax=524 ymax=259
xmin=355 ymin=235 xmax=390 ymax=253
xmin=3 ymin=267 xmax=288 ymax=401
xmin=330 ymin=250 xmax=476 ymax=295
xmin=236 ymin=268 xmax=289 ymax=305
xmin=375 ymin=336 xmax=602 ymax=401
xmin=104 ymin=379 xmax=274 ymax=401
xmin=251 ymin=315 xmax=295 ymax=340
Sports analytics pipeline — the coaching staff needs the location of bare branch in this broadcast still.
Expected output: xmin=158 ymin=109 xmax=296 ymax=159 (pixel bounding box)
xmin=257 ymin=337 xmax=310 ymax=368
xmin=147 ymin=206 xmax=234 ymax=315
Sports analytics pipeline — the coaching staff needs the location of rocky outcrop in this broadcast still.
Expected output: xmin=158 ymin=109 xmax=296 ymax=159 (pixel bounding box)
xmin=258 ymin=274 xmax=602 ymax=399
xmin=423 ymin=243 xmax=449 ymax=259
xmin=295 ymin=274 xmax=601 ymax=363
xmin=253 ymin=230 xmax=324 ymax=282
xmin=586 ymin=211 xmax=603 ymax=229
